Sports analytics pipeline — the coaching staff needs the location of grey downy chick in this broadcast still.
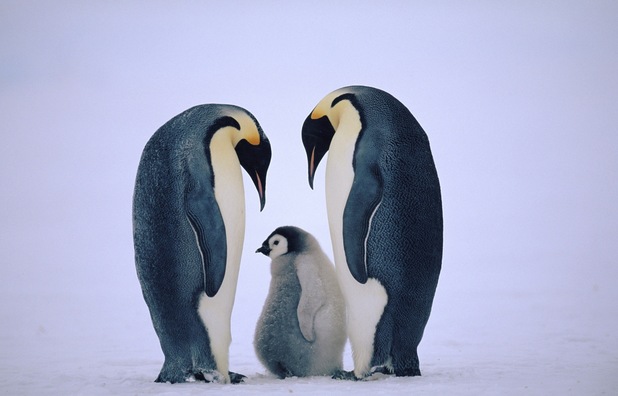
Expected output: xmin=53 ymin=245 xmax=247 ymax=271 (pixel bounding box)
xmin=254 ymin=226 xmax=347 ymax=378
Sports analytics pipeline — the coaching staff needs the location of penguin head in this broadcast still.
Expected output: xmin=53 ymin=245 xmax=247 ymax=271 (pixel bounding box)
xmin=226 ymin=109 xmax=272 ymax=211
xmin=256 ymin=226 xmax=309 ymax=259
xmin=301 ymin=88 xmax=361 ymax=188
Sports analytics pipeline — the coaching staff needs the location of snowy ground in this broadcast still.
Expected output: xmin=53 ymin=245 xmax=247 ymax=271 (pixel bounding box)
xmin=2 ymin=261 xmax=616 ymax=395
xmin=1 ymin=2 xmax=617 ymax=395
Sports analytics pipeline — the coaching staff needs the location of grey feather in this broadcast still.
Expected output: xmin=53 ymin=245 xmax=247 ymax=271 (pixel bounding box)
xmin=296 ymin=257 xmax=327 ymax=342
xmin=254 ymin=226 xmax=347 ymax=378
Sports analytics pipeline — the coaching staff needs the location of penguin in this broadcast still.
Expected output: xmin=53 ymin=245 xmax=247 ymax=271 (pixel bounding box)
xmin=253 ymin=226 xmax=347 ymax=379
xmin=301 ymin=86 xmax=443 ymax=380
xmin=133 ymin=104 xmax=271 ymax=384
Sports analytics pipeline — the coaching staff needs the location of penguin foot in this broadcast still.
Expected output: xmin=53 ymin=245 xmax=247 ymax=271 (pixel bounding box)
xmin=332 ymin=370 xmax=359 ymax=381
xmin=371 ymin=365 xmax=394 ymax=375
xmin=361 ymin=366 xmax=394 ymax=381
xmin=194 ymin=370 xmax=221 ymax=383
xmin=332 ymin=366 xmax=399 ymax=381
xmin=229 ymin=371 xmax=247 ymax=384
xmin=272 ymin=362 xmax=294 ymax=379
xmin=190 ymin=370 xmax=246 ymax=384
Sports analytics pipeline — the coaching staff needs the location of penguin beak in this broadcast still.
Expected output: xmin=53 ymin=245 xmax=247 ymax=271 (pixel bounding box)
xmin=302 ymin=114 xmax=335 ymax=189
xmin=254 ymin=170 xmax=266 ymax=211
xmin=235 ymin=137 xmax=272 ymax=211
xmin=308 ymin=146 xmax=317 ymax=190
xmin=256 ymin=244 xmax=271 ymax=256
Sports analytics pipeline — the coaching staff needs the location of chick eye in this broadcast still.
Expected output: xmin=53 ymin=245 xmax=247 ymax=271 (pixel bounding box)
xmin=273 ymin=240 xmax=279 ymax=246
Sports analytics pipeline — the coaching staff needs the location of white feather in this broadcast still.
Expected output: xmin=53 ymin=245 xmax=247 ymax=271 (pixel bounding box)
xmin=196 ymin=125 xmax=246 ymax=384
xmin=324 ymin=99 xmax=388 ymax=379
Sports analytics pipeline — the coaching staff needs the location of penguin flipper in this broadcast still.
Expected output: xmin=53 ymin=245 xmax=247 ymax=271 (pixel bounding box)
xmin=296 ymin=259 xmax=325 ymax=342
xmin=342 ymin=167 xmax=383 ymax=284
xmin=186 ymin=172 xmax=227 ymax=298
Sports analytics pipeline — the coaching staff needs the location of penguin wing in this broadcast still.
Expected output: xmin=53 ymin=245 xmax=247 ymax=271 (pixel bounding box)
xmin=296 ymin=258 xmax=326 ymax=342
xmin=342 ymin=162 xmax=383 ymax=284
xmin=185 ymin=169 xmax=227 ymax=298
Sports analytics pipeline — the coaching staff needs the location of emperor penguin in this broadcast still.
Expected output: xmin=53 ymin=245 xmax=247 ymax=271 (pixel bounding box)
xmin=301 ymin=86 xmax=443 ymax=379
xmin=254 ymin=226 xmax=347 ymax=378
xmin=133 ymin=104 xmax=271 ymax=384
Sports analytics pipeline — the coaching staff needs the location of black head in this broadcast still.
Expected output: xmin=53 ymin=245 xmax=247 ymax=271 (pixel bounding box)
xmin=302 ymin=114 xmax=335 ymax=189
xmin=199 ymin=110 xmax=272 ymax=212
xmin=301 ymin=92 xmax=360 ymax=189
xmin=235 ymin=135 xmax=271 ymax=211
xmin=255 ymin=226 xmax=309 ymax=258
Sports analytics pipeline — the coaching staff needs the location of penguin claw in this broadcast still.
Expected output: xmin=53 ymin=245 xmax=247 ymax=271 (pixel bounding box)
xmin=332 ymin=366 xmax=397 ymax=381
xmin=193 ymin=370 xmax=246 ymax=384
xmin=371 ymin=365 xmax=394 ymax=375
xmin=332 ymin=370 xmax=359 ymax=381
xmin=193 ymin=371 xmax=218 ymax=383
xmin=229 ymin=371 xmax=247 ymax=384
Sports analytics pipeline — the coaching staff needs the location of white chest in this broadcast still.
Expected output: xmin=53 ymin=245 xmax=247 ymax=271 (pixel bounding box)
xmin=325 ymin=127 xmax=356 ymax=238
xmin=196 ymin=132 xmax=246 ymax=383
xmin=210 ymin=136 xmax=246 ymax=249
xmin=324 ymin=112 xmax=388 ymax=378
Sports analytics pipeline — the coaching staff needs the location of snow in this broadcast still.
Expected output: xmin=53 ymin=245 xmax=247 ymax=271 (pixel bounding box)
xmin=2 ymin=282 xmax=615 ymax=395
xmin=1 ymin=1 xmax=617 ymax=395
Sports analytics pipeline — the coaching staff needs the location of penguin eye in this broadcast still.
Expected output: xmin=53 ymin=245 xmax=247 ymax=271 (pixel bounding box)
xmin=273 ymin=240 xmax=279 ymax=246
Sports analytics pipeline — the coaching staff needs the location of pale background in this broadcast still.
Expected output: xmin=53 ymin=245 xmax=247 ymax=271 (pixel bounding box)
xmin=1 ymin=1 xmax=617 ymax=394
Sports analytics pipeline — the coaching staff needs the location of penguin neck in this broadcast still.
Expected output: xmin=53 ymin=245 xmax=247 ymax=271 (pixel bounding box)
xmin=209 ymin=128 xmax=246 ymax=247
xmin=270 ymin=256 xmax=297 ymax=277
xmin=325 ymin=104 xmax=362 ymax=232
xmin=327 ymin=100 xmax=359 ymax=132
xmin=324 ymin=101 xmax=363 ymax=303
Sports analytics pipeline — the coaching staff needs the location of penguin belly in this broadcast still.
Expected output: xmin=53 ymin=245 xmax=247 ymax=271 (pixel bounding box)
xmin=308 ymin=288 xmax=347 ymax=375
xmin=196 ymin=132 xmax=246 ymax=383
xmin=254 ymin=268 xmax=314 ymax=378
xmin=324 ymin=120 xmax=388 ymax=379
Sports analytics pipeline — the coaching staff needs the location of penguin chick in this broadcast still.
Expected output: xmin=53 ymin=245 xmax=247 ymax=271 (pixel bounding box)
xmin=254 ymin=226 xmax=347 ymax=379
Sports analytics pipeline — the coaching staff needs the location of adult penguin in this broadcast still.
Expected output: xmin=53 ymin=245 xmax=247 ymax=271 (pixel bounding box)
xmin=301 ymin=86 xmax=442 ymax=380
xmin=133 ymin=104 xmax=271 ymax=384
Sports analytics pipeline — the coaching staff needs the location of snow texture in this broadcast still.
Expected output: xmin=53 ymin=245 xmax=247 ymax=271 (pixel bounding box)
xmin=1 ymin=1 xmax=617 ymax=395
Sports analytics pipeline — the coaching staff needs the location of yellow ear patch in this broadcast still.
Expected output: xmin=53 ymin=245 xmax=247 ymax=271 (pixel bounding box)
xmin=309 ymin=88 xmax=355 ymax=125
xmin=310 ymin=106 xmax=326 ymax=120
xmin=243 ymin=128 xmax=260 ymax=145
xmin=309 ymin=88 xmax=357 ymax=131
xmin=311 ymin=89 xmax=340 ymax=120
xmin=229 ymin=111 xmax=261 ymax=146
xmin=310 ymin=93 xmax=335 ymax=120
